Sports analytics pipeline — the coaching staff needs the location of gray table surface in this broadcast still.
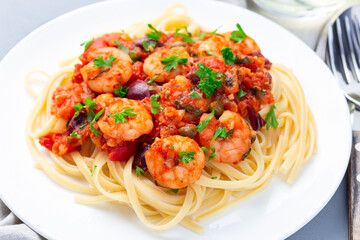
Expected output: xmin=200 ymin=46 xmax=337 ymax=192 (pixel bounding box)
xmin=0 ymin=0 xmax=350 ymax=239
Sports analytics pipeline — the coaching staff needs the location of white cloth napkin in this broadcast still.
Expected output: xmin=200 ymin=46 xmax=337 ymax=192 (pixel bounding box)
xmin=0 ymin=201 xmax=42 ymax=240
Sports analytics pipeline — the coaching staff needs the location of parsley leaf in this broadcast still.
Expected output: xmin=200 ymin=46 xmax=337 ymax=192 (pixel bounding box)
xmin=210 ymin=127 xmax=227 ymax=146
xmin=114 ymin=84 xmax=128 ymax=98
xmin=265 ymin=105 xmax=278 ymax=130
xmin=93 ymin=55 xmax=117 ymax=68
xmin=91 ymin=165 xmax=97 ymax=177
xmin=198 ymin=28 xmax=224 ymax=40
xmin=150 ymin=94 xmax=162 ymax=114
xmin=201 ymin=146 xmax=208 ymax=153
xmin=170 ymin=146 xmax=175 ymax=150
xmin=196 ymin=64 xmax=224 ymax=98
xmin=197 ymin=109 xmax=215 ymax=132
xmin=174 ymin=26 xmax=197 ymax=43
xmin=81 ymin=39 xmax=93 ymax=51
xmin=84 ymin=98 xmax=97 ymax=122
xmin=114 ymin=40 xmax=129 ymax=54
xmin=111 ymin=108 xmax=137 ymax=123
xmin=73 ymin=103 xmax=84 ymax=118
xmin=238 ymin=89 xmax=247 ymax=98
xmin=147 ymin=75 xmax=158 ymax=86
xmin=178 ymin=151 xmax=195 ymax=164
xmin=135 ymin=166 xmax=144 ymax=177
xmin=204 ymin=45 xmax=213 ymax=56
xmin=90 ymin=109 xmax=104 ymax=137
xmin=168 ymin=188 xmax=179 ymax=194
xmin=70 ymin=132 xmax=81 ymax=139
xmin=230 ymin=23 xmax=247 ymax=43
xmin=190 ymin=90 xmax=201 ymax=99
xmin=161 ymin=55 xmax=188 ymax=73
xmin=143 ymin=41 xmax=156 ymax=52
xmin=209 ymin=146 xmax=216 ymax=161
xmin=211 ymin=176 xmax=218 ymax=179
xmin=221 ymin=47 xmax=235 ymax=65
xmin=147 ymin=24 xmax=161 ymax=41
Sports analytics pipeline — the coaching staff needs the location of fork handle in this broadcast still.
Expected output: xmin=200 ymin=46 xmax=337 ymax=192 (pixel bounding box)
xmin=349 ymin=130 xmax=360 ymax=240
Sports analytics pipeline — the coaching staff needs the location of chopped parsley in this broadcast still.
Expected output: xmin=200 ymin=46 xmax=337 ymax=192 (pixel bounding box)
xmin=190 ymin=90 xmax=201 ymax=99
xmin=84 ymin=98 xmax=97 ymax=122
xmin=265 ymin=105 xmax=278 ymax=130
xmin=196 ymin=64 xmax=224 ymax=98
xmin=114 ymin=40 xmax=129 ymax=54
xmin=147 ymin=75 xmax=158 ymax=86
xmin=204 ymin=45 xmax=213 ymax=56
xmin=242 ymin=148 xmax=251 ymax=160
xmin=73 ymin=103 xmax=84 ymax=119
xmin=174 ymin=26 xmax=197 ymax=43
xmin=129 ymin=50 xmax=139 ymax=63
xmin=90 ymin=109 xmax=105 ymax=137
xmin=197 ymin=109 xmax=215 ymax=132
xmin=70 ymin=132 xmax=81 ymax=139
xmin=238 ymin=89 xmax=247 ymax=98
xmin=209 ymin=147 xmax=216 ymax=161
xmin=178 ymin=151 xmax=195 ymax=164
xmin=147 ymin=24 xmax=161 ymax=41
xmin=143 ymin=41 xmax=156 ymax=52
xmin=80 ymin=39 xmax=93 ymax=51
xmin=135 ymin=166 xmax=144 ymax=177
xmin=150 ymin=94 xmax=162 ymax=114
xmin=221 ymin=47 xmax=235 ymax=65
xmin=197 ymin=28 xmax=224 ymax=40
xmin=79 ymin=124 xmax=86 ymax=129
xmin=91 ymin=165 xmax=97 ymax=177
xmin=206 ymin=127 xmax=228 ymax=161
xmin=114 ymin=84 xmax=128 ymax=98
xmin=211 ymin=176 xmax=218 ymax=179
xmin=168 ymin=188 xmax=179 ymax=194
xmin=111 ymin=108 xmax=137 ymax=124
xmin=161 ymin=55 xmax=188 ymax=73
xmin=170 ymin=146 xmax=175 ymax=150
xmin=201 ymin=146 xmax=208 ymax=153
xmin=230 ymin=23 xmax=247 ymax=43
xmin=93 ymin=55 xmax=117 ymax=68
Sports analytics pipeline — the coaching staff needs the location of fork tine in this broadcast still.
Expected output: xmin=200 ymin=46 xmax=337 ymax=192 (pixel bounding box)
xmin=326 ymin=22 xmax=348 ymax=90
xmin=344 ymin=15 xmax=360 ymax=82
xmin=335 ymin=18 xmax=355 ymax=84
xmin=352 ymin=15 xmax=360 ymax=67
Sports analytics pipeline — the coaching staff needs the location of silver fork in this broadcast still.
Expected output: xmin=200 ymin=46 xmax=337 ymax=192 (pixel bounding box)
xmin=326 ymin=5 xmax=360 ymax=240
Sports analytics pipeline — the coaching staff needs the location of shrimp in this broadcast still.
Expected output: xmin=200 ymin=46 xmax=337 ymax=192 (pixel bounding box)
xmin=160 ymin=75 xmax=210 ymax=115
xmin=196 ymin=35 xmax=229 ymax=58
xmin=143 ymin=46 xmax=190 ymax=82
xmin=145 ymin=135 xmax=205 ymax=189
xmin=80 ymin=47 xmax=132 ymax=93
xmin=95 ymin=94 xmax=153 ymax=146
xmin=199 ymin=110 xmax=255 ymax=163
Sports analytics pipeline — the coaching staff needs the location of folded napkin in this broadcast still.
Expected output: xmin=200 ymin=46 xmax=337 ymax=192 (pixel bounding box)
xmin=0 ymin=201 xmax=42 ymax=240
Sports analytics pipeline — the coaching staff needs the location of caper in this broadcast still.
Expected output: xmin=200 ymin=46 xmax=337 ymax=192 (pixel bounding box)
xmin=210 ymin=101 xmax=224 ymax=118
xmin=170 ymin=41 xmax=186 ymax=48
xmin=178 ymin=125 xmax=197 ymax=139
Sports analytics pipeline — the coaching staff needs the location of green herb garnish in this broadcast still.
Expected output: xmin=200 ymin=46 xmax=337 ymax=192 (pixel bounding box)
xmin=91 ymin=165 xmax=97 ymax=177
xmin=93 ymin=55 xmax=117 ymax=68
xmin=178 ymin=151 xmax=195 ymax=164
xmin=143 ymin=41 xmax=156 ymax=52
xmin=150 ymin=94 xmax=162 ymax=114
xmin=135 ymin=166 xmax=144 ymax=177
xmin=230 ymin=23 xmax=247 ymax=43
xmin=168 ymin=188 xmax=179 ymax=194
xmin=114 ymin=40 xmax=129 ymax=54
xmin=196 ymin=64 xmax=224 ymax=98
xmin=70 ymin=132 xmax=81 ymax=139
xmin=221 ymin=47 xmax=235 ymax=65
xmin=81 ymin=39 xmax=93 ymax=51
xmin=111 ymin=108 xmax=137 ymax=124
xmin=265 ymin=105 xmax=278 ymax=130
xmin=198 ymin=28 xmax=224 ymax=41
xmin=147 ymin=75 xmax=158 ymax=86
xmin=190 ymin=90 xmax=201 ymax=99
xmin=90 ymin=109 xmax=105 ymax=137
xmin=238 ymin=89 xmax=247 ymax=98
xmin=114 ymin=84 xmax=128 ymax=98
xmin=161 ymin=55 xmax=188 ymax=73
xmin=197 ymin=109 xmax=215 ymax=132
xmin=174 ymin=26 xmax=197 ymax=43
xmin=147 ymin=24 xmax=161 ymax=41
xmin=211 ymin=176 xmax=218 ymax=179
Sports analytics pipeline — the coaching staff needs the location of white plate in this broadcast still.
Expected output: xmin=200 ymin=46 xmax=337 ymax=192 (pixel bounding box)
xmin=0 ymin=0 xmax=351 ymax=239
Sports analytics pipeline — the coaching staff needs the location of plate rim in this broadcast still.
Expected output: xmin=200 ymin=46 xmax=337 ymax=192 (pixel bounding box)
xmin=0 ymin=0 xmax=352 ymax=239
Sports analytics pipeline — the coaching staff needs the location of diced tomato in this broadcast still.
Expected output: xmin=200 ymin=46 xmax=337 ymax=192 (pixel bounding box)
xmin=201 ymin=57 xmax=228 ymax=73
xmin=130 ymin=61 xmax=147 ymax=81
xmin=107 ymin=141 xmax=139 ymax=161
xmin=39 ymin=135 xmax=54 ymax=151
